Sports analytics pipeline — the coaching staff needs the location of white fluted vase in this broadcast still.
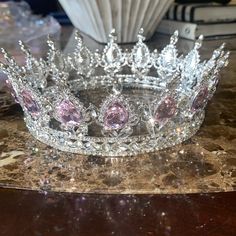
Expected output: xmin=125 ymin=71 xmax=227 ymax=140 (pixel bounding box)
xmin=59 ymin=0 xmax=174 ymax=43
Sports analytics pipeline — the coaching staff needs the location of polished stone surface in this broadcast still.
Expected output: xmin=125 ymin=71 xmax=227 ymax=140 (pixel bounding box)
xmin=0 ymin=189 xmax=236 ymax=236
xmin=0 ymin=30 xmax=236 ymax=194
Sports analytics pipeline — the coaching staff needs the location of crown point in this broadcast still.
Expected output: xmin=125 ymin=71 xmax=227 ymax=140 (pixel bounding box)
xmin=47 ymin=36 xmax=56 ymax=50
xmin=75 ymin=30 xmax=83 ymax=42
xmin=19 ymin=40 xmax=31 ymax=56
xmin=174 ymin=30 xmax=179 ymax=37
xmin=139 ymin=28 xmax=144 ymax=35
xmin=220 ymin=43 xmax=225 ymax=50
xmin=108 ymin=29 xmax=117 ymax=42
xmin=170 ymin=31 xmax=178 ymax=45
xmin=199 ymin=35 xmax=204 ymax=41
xmin=1 ymin=48 xmax=12 ymax=62
xmin=1 ymin=47 xmax=6 ymax=54
xmin=137 ymin=28 xmax=145 ymax=41
xmin=194 ymin=35 xmax=204 ymax=49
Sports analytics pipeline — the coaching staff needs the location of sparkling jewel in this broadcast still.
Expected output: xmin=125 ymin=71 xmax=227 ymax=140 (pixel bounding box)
xmin=104 ymin=101 xmax=129 ymax=130
xmin=5 ymin=80 xmax=19 ymax=103
xmin=21 ymin=90 xmax=40 ymax=116
xmin=105 ymin=44 xmax=121 ymax=64
xmin=191 ymin=87 xmax=209 ymax=112
xmin=56 ymin=100 xmax=82 ymax=126
xmin=133 ymin=44 xmax=149 ymax=66
xmin=155 ymin=97 xmax=176 ymax=124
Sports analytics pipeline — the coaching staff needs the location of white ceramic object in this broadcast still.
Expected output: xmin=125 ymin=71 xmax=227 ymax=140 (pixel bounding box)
xmin=59 ymin=0 xmax=174 ymax=43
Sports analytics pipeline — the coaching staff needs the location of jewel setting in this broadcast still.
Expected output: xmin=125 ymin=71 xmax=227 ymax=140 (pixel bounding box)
xmin=0 ymin=29 xmax=229 ymax=156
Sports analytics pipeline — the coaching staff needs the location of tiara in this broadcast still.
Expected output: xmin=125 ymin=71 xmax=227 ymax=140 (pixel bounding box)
xmin=0 ymin=29 xmax=229 ymax=156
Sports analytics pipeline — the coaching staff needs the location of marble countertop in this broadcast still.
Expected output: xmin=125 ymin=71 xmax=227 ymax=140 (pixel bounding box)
xmin=0 ymin=29 xmax=236 ymax=194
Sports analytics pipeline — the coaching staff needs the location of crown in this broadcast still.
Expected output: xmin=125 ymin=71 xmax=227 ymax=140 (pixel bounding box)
xmin=0 ymin=29 xmax=229 ymax=156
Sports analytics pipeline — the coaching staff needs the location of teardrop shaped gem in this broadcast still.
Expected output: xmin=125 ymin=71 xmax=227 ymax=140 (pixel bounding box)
xmin=104 ymin=101 xmax=129 ymax=130
xmin=154 ymin=97 xmax=176 ymax=125
xmin=185 ymin=50 xmax=199 ymax=72
xmin=55 ymin=100 xmax=82 ymax=126
xmin=159 ymin=45 xmax=177 ymax=68
xmin=105 ymin=44 xmax=121 ymax=65
xmin=133 ymin=43 xmax=150 ymax=67
xmin=21 ymin=90 xmax=40 ymax=117
xmin=191 ymin=87 xmax=209 ymax=112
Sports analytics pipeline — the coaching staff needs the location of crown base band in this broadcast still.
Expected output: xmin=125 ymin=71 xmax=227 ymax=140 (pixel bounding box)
xmin=26 ymin=111 xmax=205 ymax=157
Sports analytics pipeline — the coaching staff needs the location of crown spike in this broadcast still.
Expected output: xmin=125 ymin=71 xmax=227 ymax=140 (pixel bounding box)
xmin=137 ymin=28 xmax=145 ymax=42
xmin=1 ymin=48 xmax=17 ymax=66
xmin=108 ymin=29 xmax=117 ymax=42
xmin=211 ymin=43 xmax=225 ymax=59
xmin=194 ymin=35 xmax=204 ymax=49
xmin=75 ymin=30 xmax=83 ymax=48
xmin=170 ymin=30 xmax=178 ymax=45
xmin=0 ymin=61 xmax=8 ymax=72
xmin=19 ymin=40 xmax=31 ymax=57
xmin=219 ymin=43 xmax=225 ymax=50
xmin=47 ymin=36 xmax=57 ymax=51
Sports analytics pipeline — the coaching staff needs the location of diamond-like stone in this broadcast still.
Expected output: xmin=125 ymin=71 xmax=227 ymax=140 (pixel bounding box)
xmin=155 ymin=97 xmax=176 ymax=124
xmin=56 ymin=100 xmax=82 ymax=126
xmin=191 ymin=87 xmax=209 ymax=111
xmin=104 ymin=101 xmax=129 ymax=130
xmin=105 ymin=44 xmax=121 ymax=64
xmin=21 ymin=90 xmax=40 ymax=116
xmin=159 ymin=45 xmax=177 ymax=68
xmin=133 ymin=44 xmax=149 ymax=66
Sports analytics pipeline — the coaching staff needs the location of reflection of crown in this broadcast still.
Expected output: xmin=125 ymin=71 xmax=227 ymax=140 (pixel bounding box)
xmin=0 ymin=29 xmax=229 ymax=156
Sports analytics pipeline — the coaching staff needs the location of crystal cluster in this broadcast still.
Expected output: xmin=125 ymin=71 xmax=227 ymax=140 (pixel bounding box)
xmin=0 ymin=29 xmax=229 ymax=156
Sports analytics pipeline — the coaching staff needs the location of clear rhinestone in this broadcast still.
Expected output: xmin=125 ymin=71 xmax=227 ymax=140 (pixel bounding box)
xmin=133 ymin=44 xmax=149 ymax=67
xmin=105 ymin=44 xmax=121 ymax=65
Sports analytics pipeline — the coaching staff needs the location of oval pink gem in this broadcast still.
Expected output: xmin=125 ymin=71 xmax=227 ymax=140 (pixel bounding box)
xmin=155 ymin=97 xmax=176 ymax=124
xmin=191 ymin=87 xmax=209 ymax=112
xmin=104 ymin=101 xmax=129 ymax=130
xmin=21 ymin=90 xmax=40 ymax=116
xmin=56 ymin=100 xmax=82 ymax=126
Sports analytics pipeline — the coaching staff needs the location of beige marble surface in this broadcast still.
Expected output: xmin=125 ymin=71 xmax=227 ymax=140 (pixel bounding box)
xmin=0 ymin=30 xmax=236 ymax=194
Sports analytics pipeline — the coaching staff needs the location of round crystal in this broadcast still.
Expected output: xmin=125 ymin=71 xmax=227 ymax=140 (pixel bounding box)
xmin=104 ymin=101 xmax=129 ymax=130
xmin=155 ymin=97 xmax=176 ymax=124
xmin=56 ymin=100 xmax=82 ymax=126
xmin=191 ymin=87 xmax=209 ymax=111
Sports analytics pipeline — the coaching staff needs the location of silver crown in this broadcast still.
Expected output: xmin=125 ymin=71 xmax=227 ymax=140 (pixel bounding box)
xmin=0 ymin=29 xmax=229 ymax=156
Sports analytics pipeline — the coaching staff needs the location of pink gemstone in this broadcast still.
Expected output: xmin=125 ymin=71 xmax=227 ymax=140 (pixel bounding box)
xmin=191 ymin=87 xmax=209 ymax=112
xmin=56 ymin=100 xmax=82 ymax=126
xmin=21 ymin=90 xmax=40 ymax=116
xmin=155 ymin=97 xmax=176 ymax=124
xmin=5 ymin=80 xmax=19 ymax=103
xmin=104 ymin=101 xmax=129 ymax=130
